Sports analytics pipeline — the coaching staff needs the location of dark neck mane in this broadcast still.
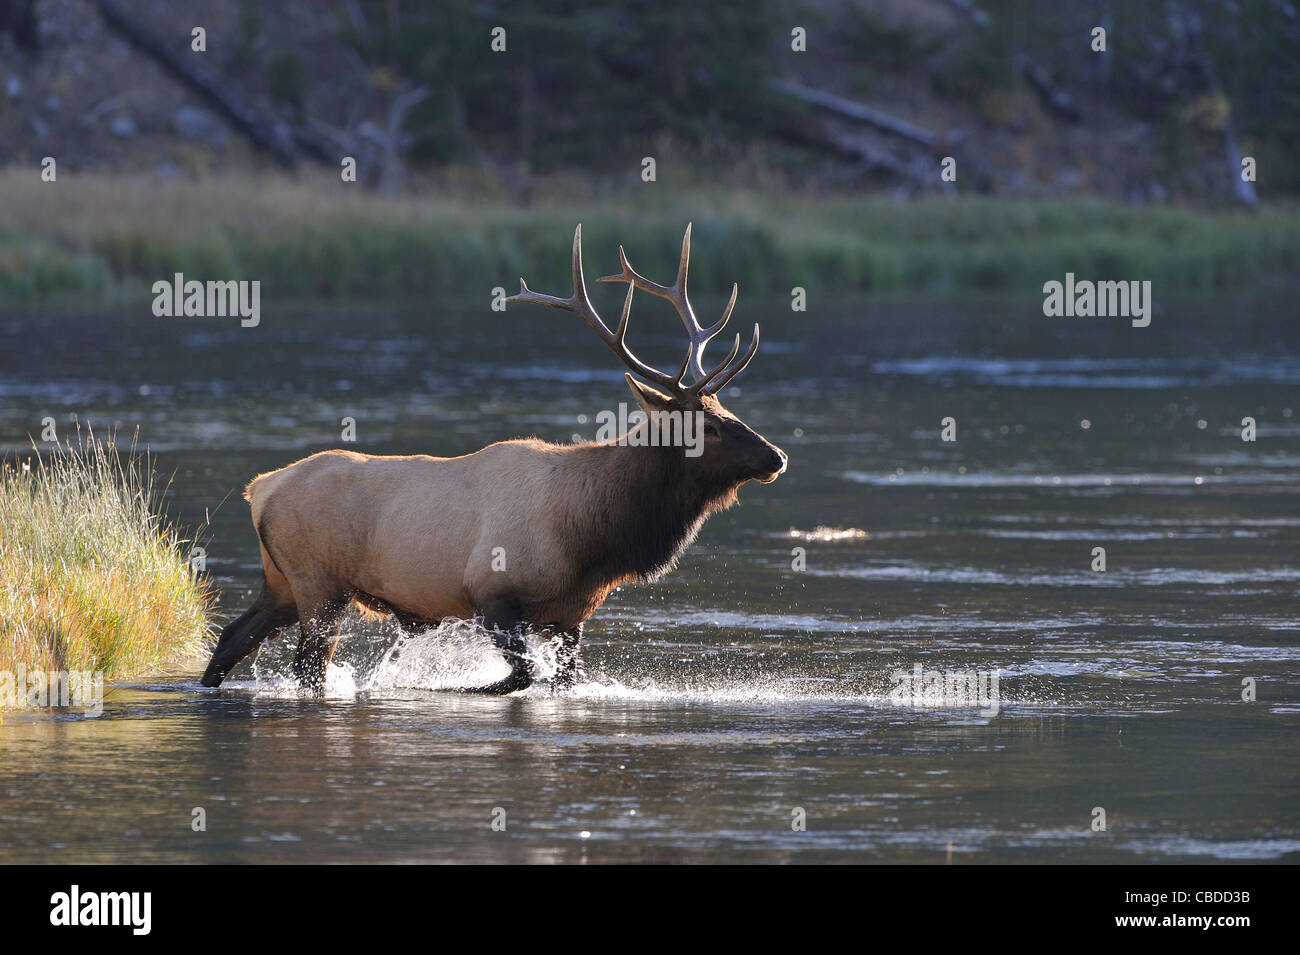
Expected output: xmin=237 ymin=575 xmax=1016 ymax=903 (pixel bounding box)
xmin=557 ymin=434 xmax=738 ymax=589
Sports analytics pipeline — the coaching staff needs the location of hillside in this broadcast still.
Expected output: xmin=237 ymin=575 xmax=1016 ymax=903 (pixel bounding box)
xmin=2 ymin=0 xmax=1295 ymax=202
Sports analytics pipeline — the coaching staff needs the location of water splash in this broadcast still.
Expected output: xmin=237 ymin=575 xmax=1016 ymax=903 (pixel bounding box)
xmin=245 ymin=617 xmax=560 ymax=698
xmin=365 ymin=618 xmax=559 ymax=692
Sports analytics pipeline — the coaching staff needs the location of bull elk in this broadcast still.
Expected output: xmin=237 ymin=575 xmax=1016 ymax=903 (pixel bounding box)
xmin=200 ymin=224 xmax=787 ymax=693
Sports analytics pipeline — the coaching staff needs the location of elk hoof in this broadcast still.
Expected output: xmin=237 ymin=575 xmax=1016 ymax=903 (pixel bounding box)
xmin=471 ymin=670 xmax=534 ymax=695
xmin=467 ymin=633 xmax=535 ymax=694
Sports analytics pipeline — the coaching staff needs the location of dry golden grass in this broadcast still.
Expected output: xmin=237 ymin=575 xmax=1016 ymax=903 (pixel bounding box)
xmin=0 ymin=431 xmax=213 ymax=706
xmin=0 ymin=166 xmax=781 ymax=240
xmin=5 ymin=168 xmax=441 ymax=241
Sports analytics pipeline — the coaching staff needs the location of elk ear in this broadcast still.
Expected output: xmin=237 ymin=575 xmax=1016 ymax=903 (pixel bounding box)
xmin=625 ymin=373 xmax=675 ymax=417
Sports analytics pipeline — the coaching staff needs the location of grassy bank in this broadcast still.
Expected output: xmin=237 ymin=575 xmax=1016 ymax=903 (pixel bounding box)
xmin=1 ymin=169 xmax=1297 ymax=303
xmin=0 ymin=434 xmax=211 ymax=703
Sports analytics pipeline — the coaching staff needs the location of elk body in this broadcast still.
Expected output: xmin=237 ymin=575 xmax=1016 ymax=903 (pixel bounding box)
xmin=200 ymin=225 xmax=787 ymax=693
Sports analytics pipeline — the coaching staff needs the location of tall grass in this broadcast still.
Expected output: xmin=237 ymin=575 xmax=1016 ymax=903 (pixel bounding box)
xmin=0 ymin=432 xmax=212 ymax=699
xmin=0 ymin=169 xmax=1295 ymax=303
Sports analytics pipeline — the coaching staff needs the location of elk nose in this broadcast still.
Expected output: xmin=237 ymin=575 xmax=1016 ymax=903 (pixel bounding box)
xmin=768 ymin=445 xmax=788 ymax=475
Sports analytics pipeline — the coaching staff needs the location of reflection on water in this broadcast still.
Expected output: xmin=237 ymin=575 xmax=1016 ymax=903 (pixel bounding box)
xmin=0 ymin=293 xmax=1297 ymax=862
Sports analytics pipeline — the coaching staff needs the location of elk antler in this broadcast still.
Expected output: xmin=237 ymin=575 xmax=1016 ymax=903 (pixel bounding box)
xmin=597 ymin=223 xmax=759 ymax=395
xmin=505 ymin=224 xmax=759 ymax=398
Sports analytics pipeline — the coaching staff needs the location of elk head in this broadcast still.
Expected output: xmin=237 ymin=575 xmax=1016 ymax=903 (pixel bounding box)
xmin=507 ymin=224 xmax=787 ymax=487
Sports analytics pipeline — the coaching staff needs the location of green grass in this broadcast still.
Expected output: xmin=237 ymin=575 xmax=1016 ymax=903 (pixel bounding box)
xmin=0 ymin=169 xmax=1296 ymax=304
xmin=0 ymin=431 xmax=213 ymax=705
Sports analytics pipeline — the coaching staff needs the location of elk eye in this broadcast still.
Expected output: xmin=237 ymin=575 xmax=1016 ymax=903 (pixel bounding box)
xmin=704 ymin=422 xmax=720 ymax=437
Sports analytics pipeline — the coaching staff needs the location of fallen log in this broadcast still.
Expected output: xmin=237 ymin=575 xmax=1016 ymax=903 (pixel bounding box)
xmin=93 ymin=0 xmax=299 ymax=168
xmin=772 ymin=120 xmax=909 ymax=175
xmin=767 ymin=77 xmax=937 ymax=148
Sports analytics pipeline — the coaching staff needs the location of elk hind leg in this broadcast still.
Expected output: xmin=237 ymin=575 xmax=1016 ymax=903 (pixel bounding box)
xmin=292 ymin=593 xmax=351 ymax=691
xmin=200 ymin=583 xmax=298 ymax=687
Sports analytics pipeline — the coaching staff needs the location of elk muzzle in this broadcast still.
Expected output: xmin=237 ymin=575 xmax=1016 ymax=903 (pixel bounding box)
xmin=754 ymin=443 xmax=788 ymax=483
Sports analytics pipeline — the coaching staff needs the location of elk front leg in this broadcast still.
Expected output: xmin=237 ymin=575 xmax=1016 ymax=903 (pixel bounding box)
xmin=470 ymin=597 xmax=535 ymax=695
xmin=553 ymin=623 xmax=584 ymax=692
xmin=293 ymin=595 xmax=349 ymax=691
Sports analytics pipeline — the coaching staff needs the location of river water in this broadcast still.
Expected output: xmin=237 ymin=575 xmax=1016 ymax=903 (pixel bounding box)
xmin=1 ymin=291 xmax=1297 ymax=862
